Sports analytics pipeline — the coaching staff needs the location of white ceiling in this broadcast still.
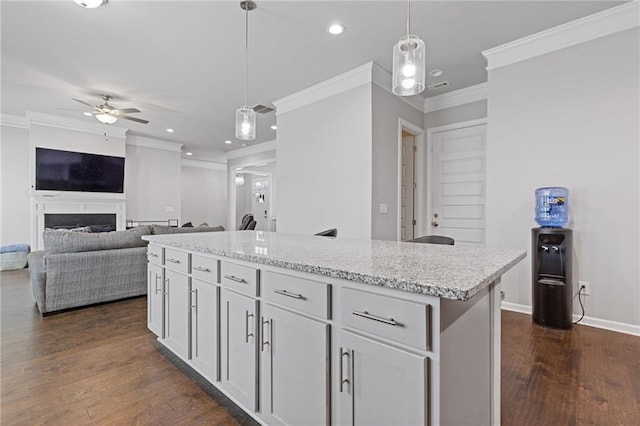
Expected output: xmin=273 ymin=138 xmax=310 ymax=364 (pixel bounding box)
xmin=1 ymin=0 xmax=622 ymax=161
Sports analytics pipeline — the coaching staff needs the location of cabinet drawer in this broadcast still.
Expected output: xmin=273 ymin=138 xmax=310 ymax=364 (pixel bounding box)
xmin=147 ymin=244 xmax=163 ymax=265
xmin=221 ymin=261 xmax=259 ymax=297
xmin=262 ymin=271 xmax=330 ymax=319
xmin=192 ymin=254 xmax=219 ymax=283
xmin=341 ymin=287 xmax=431 ymax=351
xmin=164 ymin=248 xmax=189 ymax=274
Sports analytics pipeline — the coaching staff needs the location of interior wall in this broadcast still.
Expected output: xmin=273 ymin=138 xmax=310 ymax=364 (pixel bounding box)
xmin=235 ymin=173 xmax=253 ymax=227
xmin=125 ymin=140 xmax=181 ymax=224
xmin=0 ymin=124 xmax=30 ymax=245
xmin=181 ymin=166 xmax=227 ymax=228
xmin=486 ymin=28 xmax=640 ymax=328
xmin=424 ymin=100 xmax=487 ymax=130
xmin=277 ymin=84 xmax=372 ymax=238
xmin=371 ymin=85 xmax=424 ymax=241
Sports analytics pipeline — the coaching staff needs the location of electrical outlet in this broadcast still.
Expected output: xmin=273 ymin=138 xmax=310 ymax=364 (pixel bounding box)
xmin=579 ymin=281 xmax=590 ymax=296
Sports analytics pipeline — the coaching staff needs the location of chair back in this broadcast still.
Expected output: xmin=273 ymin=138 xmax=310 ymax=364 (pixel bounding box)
xmin=409 ymin=235 xmax=455 ymax=245
xmin=314 ymin=228 xmax=338 ymax=237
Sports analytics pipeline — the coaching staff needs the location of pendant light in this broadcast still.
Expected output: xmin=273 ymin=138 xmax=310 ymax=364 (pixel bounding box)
xmin=235 ymin=1 xmax=256 ymax=141
xmin=392 ymin=0 xmax=426 ymax=96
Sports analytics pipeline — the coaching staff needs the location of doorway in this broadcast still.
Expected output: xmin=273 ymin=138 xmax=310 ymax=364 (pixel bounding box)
xmin=427 ymin=119 xmax=487 ymax=246
xmin=232 ymin=161 xmax=276 ymax=232
xmin=400 ymin=131 xmax=417 ymax=241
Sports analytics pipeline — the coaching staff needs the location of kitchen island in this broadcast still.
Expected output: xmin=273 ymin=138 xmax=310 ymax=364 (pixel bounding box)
xmin=143 ymin=231 xmax=525 ymax=426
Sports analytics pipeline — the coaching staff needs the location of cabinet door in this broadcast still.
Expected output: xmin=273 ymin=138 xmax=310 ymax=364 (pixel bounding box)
xmin=261 ymin=304 xmax=329 ymax=426
xmin=337 ymin=331 xmax=429 ymax=426
xmin=190 ymin=278 xmax=219 ymax=382
xmin=220 ymin=289 xmax=258 ymax=411
xmin=147 ymin=263 xmax=164 ymax=337
xmin=164 ymin=269 xmax=189 ymax=360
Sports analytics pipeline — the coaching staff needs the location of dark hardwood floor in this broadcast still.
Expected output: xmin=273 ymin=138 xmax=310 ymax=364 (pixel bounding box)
xmin=2 ymin=268 xmax=639 ymax=425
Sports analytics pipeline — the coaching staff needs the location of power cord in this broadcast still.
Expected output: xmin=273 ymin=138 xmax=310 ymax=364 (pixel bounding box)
xmin=573 ymin=284 xmax=586 ymax=324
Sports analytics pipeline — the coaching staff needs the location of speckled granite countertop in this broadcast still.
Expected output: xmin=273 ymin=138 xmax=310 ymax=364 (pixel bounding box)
xmin=143 ymin=231 xmax=526 ymax=301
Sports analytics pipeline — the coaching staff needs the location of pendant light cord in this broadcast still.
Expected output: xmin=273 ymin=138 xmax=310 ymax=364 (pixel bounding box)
xmin=244 ymin=4 xmax=249 ymax=107
xmin=406 ymin=0 xmax=410 ymax=36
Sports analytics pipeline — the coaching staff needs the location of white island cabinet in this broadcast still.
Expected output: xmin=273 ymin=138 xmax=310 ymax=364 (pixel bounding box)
xmin=143 ymin=231 xmax=525 ymax=426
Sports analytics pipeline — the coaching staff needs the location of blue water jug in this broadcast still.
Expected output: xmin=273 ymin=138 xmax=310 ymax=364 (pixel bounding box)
xmin=535 ymin=187 xmax=569 ymax=227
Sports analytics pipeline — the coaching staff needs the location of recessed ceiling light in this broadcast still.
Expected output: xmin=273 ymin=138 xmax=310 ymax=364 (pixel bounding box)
xmin=73 ymin=0 xmax=107 ymax=8
xmin=166 ymin=128 xmax=174 ymax=133
xmin=225 ymin=140 xmax=232 ymax=144
xmin=242 ymin=143 xmax=247 ymax=147
xmin=270 ymin=125 xmax=277 ymax=130
xmin=185 ymin=152 xmax=193 ymax=156
xmin=84 ymin=112 xmax=93 ymax=116
xmin=328 ymin=24 xmax=345 ymax=35
xmin=429 ymin=69 xmax=444 ymax=77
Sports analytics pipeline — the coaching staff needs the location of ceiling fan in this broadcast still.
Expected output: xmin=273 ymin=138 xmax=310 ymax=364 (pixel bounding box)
xmin=72 ymin=94 xmax=149 ymax=125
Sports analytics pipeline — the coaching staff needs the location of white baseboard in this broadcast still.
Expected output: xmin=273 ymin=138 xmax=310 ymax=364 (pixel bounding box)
xmin=501 ymin=302 xmax=640 ymax=337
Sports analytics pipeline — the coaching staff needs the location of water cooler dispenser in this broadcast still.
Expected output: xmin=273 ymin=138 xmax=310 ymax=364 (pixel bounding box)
xmin=532 ymin=187 xmax=572 ymax=329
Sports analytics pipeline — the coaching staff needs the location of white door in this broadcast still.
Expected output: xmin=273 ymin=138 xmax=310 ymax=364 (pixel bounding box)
xmin=221 ymin=289 xmax=258 ymax=411
xmin=260 ymin=304 xmax=329 ymax=426
xmin=430 ymin=123 xmax=487 ymax=245
xmin=337 ymin=331 xmax=428 ymax=426
xmin=251 ymin=176 xmax=270 ymax=231
xmin=164 ymin=269 xmax=189 ymax=359
xmin=190 ymin=279 xmax=219 ymax=383
xmin=401 ymin=134 xmax=416 ymax=241
xmin=147 ymin=263 xmax=164 ymax=338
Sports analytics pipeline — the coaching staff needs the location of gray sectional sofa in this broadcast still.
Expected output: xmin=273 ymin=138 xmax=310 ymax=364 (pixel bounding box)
xmin=28 ymin=224 xmax=223 ymax=315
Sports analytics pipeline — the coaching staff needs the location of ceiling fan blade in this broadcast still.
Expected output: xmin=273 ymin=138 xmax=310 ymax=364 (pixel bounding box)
xmin=119 ymin=115 xmax=149 ymax=124
xmin=114 ymin=108 xmax=141 ymax=114
xmin=72 ymin=98 xmax=94 ymax=107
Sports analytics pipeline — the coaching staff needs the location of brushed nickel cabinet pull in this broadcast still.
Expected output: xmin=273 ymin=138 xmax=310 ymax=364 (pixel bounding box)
xmin=193 ymin=266 xmax=211 ymax=273
xmin=245 ymin=310 xmax=254 ymax=343
xmin=273 ymin=289 xmax=304 ymax=300
xmin=191 ymin=288 xmax=198 ymax=309
xmin=339 ymin=348 xmax=350 ymax=393
xmin=166 ymin=258 xmax=181 ymax=264
xmin=225 ymin=275 xmax=247 ymax=284
xmin=352 ymin=310 xmax=397 ymax=326
xmin=148 ymin=252 xmax=158 ymax=258
xmin=261 ymin=318 xmax=271 ymax=352
xmin=155 ymin=274 xmax=162 ymax=294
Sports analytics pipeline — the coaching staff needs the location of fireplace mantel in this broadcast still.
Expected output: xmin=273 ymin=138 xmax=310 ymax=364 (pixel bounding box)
xmin=31 ymin=195 xmax=126 ymax=250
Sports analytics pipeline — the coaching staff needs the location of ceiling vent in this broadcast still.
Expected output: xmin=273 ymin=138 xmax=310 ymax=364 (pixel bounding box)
xmin=427 ymin=81 xmax=449 ymax=90
xmin=252 ymin=104 xmax=275 ymax=114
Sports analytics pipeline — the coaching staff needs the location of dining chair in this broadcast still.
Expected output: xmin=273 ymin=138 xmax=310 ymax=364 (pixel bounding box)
xmin=409 ymin=235 xmax=455 ymax=245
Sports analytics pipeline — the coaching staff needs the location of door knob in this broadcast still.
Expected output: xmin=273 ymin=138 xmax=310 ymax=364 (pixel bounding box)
xmin=432 ymin=221 xmax=439 ymax=227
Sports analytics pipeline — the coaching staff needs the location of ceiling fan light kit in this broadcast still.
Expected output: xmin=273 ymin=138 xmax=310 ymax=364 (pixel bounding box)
xmin=96 ymin=113 xmax=117 ymax=124
xmin=73 ymin=0 xmax=107 ymax=9
xmin=392 ymin=0 xmax=426 ymax=96
xmin=72 ymin=94 xmax=149 ymax=125
xmin=235 ymin=0 xmax=257 ymax=141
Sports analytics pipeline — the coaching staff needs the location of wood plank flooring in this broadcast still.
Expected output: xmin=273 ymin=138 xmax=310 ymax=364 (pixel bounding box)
xmin=2 ymin=268 xmax=639 ymax=425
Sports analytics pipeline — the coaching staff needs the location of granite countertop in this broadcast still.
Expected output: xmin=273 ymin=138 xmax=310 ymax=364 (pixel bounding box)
xmin=142 ymin=231 xmax=526 ymax=301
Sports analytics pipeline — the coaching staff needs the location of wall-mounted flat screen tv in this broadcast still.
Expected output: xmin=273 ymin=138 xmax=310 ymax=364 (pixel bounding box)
xmin=35 ymin=147 xmax=125 ymax=193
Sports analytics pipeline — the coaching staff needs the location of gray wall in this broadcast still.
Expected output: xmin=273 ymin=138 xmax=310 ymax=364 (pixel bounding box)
xmin=277 ymin=85 xmax=372 ymax=238
xmin=181 ymin=166 xmax=227 ymax=228
xmin=371 ymin=85 xmax=424 ymax=240
xmin=424 ymin=100 xmax=487 ymax=130
xmin=0 ymin=125 xmax=30 ymax=246
xmin=486 ymin=28 xmax=639 ymax=327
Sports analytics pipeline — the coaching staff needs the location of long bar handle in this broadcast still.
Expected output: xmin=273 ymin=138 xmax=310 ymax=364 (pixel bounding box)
xmin=163 ymin=278 xmax=169 ymax=295
xmin=273 ymin=289 xmax=304 ymax=300
xmin=352 ymin=310 xmax=397 ymax=326
xmin=339 ymin=348 xmax=350 ymax=393
xmin=245 ymin=310 xmax=254 ymax=343
xmin=191 ymin=288 xmax=198 ymax=309
xmin=166 ymin=258 xmax=181 ymax=264
xmin=193 ymin=266 xmax=211 ymax=273
xmin=261 ymin=318 xmax=271 ymax=352
xmin=225 ymin=275 xmax=248 ymax=284
xmin=154 ymin=274 xmax=162 ymax=294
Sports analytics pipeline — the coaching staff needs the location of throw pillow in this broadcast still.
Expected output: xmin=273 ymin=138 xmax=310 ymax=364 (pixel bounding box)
xmin=181 ymin=222 xmax=194 ymax=228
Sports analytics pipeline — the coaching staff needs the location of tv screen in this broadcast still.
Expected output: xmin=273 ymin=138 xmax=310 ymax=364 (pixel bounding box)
xmin=35 ymin=148 xmax=125 ymax=193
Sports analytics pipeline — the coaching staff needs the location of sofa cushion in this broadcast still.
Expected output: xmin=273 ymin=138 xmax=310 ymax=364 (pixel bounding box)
xmin=43 ymin=225 xmax=152 ymax=254
xmin=151 ymin=225 xmax=225 ymax=235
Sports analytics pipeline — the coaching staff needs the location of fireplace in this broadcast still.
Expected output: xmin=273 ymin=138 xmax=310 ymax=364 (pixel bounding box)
xmin=45 ymin=213 xmax=117 ymax=232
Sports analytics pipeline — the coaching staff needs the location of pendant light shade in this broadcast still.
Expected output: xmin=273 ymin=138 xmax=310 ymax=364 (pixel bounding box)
xmin=392 ymin=0 xmax=426 ymax=96
xmin=392 ymin=35 xmax=426 ymax=96
xmin=235 ymin=106 xmax=256 ymax=140
xmin=235 ymin=1 xmax=256 ymax=141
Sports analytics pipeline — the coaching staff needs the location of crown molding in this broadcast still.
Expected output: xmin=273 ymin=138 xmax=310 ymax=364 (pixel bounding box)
xmin=225 ymin=140 xmax=277 ymax=160
xmin=371 ymin=63 xmax=425 ymax=113
xmin=274 ymin=63 xmax=374 ymax=115
xmin=482 ymin=1 xmax=640 ymax=70
xmin=424 ymin=83 xmax=488 ymax=113
xmin=182 ymin=159 xmax=227 ymax=171
xmin=126 ymin=135 xmax=183 ymax=152
xmin=0 ymin=113 xmax=29 ymax=128
xmin=25 ymin=111 xmax=128 ymax=138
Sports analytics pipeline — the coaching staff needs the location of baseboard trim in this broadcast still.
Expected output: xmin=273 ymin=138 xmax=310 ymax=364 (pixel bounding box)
xmin=501 ymin=302 xmax=640 ymax=337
